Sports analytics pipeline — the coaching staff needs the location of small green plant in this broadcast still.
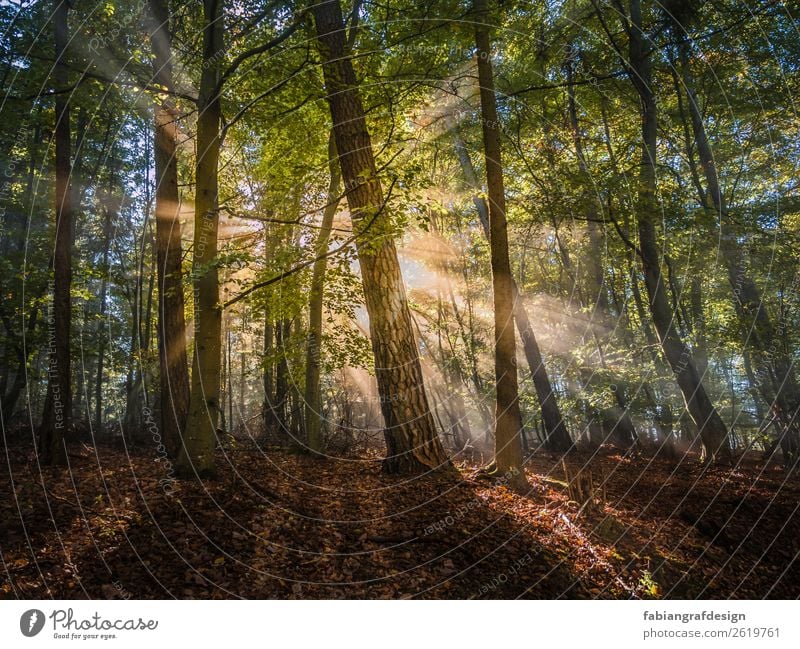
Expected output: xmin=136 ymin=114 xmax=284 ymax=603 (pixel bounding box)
xmin=639 ymin=570 xmax=661 ymax=598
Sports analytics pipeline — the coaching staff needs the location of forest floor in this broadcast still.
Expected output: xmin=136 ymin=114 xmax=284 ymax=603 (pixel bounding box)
xmin=1 ymin=437 xmax=799 ymax=599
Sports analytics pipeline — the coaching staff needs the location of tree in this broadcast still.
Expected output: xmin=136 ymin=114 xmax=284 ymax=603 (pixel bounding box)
xmin=452 ymin=128 xmax=572 ymax=454
xmin=473 ymin=0 xmax=528 ymax=489
xmin=669 ymin=10 xmax=800 ymax=467
xmin=304 ymin=132 xmax=341 ymax=454
xmin=312 ymin=0 xmax=450 ymax=474
xmin=565 ymin=45 xmax=638 ymax=450
xmin=177 ymin=0 xmax=224 ymax=478
xmin=604 ymin=0 xmax=730 ymax=461
xmin=147 ymin=0 xmax=190 ymax=458
xmin=38 ymin=0 xmax=72 ymax=465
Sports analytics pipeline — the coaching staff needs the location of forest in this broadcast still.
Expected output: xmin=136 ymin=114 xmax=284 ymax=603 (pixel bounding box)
xmin=0 ymin=0 xmax=799 ymax=600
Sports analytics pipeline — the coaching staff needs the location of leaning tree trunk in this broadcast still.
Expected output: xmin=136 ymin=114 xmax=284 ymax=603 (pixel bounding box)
xmin=313 ymin=0 xmax=449 ymax=474
xmin=148 ymin=0 xmax=190 ymax=458
xmin=677 ymin=40 xmax=800 ymax=466
xmin=473 ymin=0 xmax=528 ymax=488
xmin=452 ymin=129 xmax=571 ymax=453
xmin=304 ymin=132 xmax=342 ymax=454
xmin=625 ymin=0 xmax=729 ymax=462
xmin=177 ymin=0 xmax=224 ymax=478
xmin=39 ymin=0 xmax=72 ymax=465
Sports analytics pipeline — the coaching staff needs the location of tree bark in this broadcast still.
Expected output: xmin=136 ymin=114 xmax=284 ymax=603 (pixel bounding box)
xmin=473 ymin=0 xmax=528 ymax=488
xmin=177 ymin=0 xmax=224 ymax=478
xmin=39 ymin=0 xmax=72 ymax=465
xmin=304 ymin=132 xmax=342 ymax=454
xmin=452 ymin=128 xmax=570 ymax=453
xmin=313 ymin=0 xmax=449 ymax=474
xmin=624 ymin=0 xmax=729 ymax=461
xmin=148 ymin=0 xmax=190 ymax=458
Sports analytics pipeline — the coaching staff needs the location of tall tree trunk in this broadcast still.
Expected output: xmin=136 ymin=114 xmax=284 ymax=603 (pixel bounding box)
xmin=177 ymin=0 xmax=224 ymax=478
xmin=226 ymin=324 xmax=233 ymax=433
xmin=1 ymin=305 xmax=40 ymax=423
xmin=94 ymin=189 xmax=114 ymax=434
xmin=688 ymin=275 xmax=708 ymax=376
xmin=262 ymin=310 xmax=276 ymax=431
xmin=239 ymin=349 xmax=246 ymax=429
xmin=289 ymin=317 xmax=304 ymax=441
xmin=274 ymin=318 xmax=290 ymax=432
xmin=148 ymin=0 xmax=190 ymax=457
xmin=304 ymin=132 xmax=342 ymax=454
xmin=624 ymin=0 xmax=729 ymax=461
xmin=313 ymin=0 xmax=449 ymax=474
xmin=452 ymin=128 xmax=570 ymax=453
xmin=676 ymin=40 xmax=800 ymax=466
xmin=473 ymin=0 xmax=528 ymax=488
xmin=39 ymin=0 xmax=72 ymax=465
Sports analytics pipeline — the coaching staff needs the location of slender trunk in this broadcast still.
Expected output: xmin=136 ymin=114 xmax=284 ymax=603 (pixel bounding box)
xmin=263 ymin=308 xmax=275 ymax=430
xmin=304 ymin=132 xmax=342 ymax=453
xmin=447 ymin=279 xmax=492 ymax=428
xmin=177 ymin=0 xmax=224 ymax=478
xmin=473 ymin=0 xmax=528 ymax=487
xmin=688 ymin=275 xmax=708 ymax=376
xmin=313 ymin=0 xmax=449 ymax=473
xmin=94 ymin=193 xmax=113 ymax=434
xmin=275 ymin=318 xmax=289 ymax=430
xmin=39 ymin=0 xmax=72 ymax=465
xmin=566 ymin=45 xmax=606 ymax=313
xmin=148 ymin=0 xmax=190 ymax=457
xmin=226 ymin=325 xmax=233 ymax=433
xmin=625 ymin=0 xmax=729 ymax=461
xmin=1 ymin=306 xmax=39 ymax=422
xmin=239 ymin=349 xmax=246 ymax=429
xmin=677 ymin=40 xmax=800 ymax=464
xmin=452 ymin=128 xmax=569 ymax=453
xmin=0 ymin=347 xmax=9 ymax=411
xmin=289 ymin=317 xmax=304 ymax=441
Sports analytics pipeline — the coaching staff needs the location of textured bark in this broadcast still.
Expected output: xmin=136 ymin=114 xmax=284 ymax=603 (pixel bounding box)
xmin=313 ymin=0 xmax=449 ymax=474
xmin=625 ymin=0 xmax=729 ymax=461
xmin=473 ymin=0 xmax=528 ymax=487
xmin=39 ymin=0 xmax=72 ymax=465
xmin=452 ymin=129 xmax=570 ymax=453
xmin=148 ymin=0 xmax=190 ymax=458
xmin=177 ymin=0 xmax=224 ymax=478
xmin=304 ymin=132 xmax=342 ymax=454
